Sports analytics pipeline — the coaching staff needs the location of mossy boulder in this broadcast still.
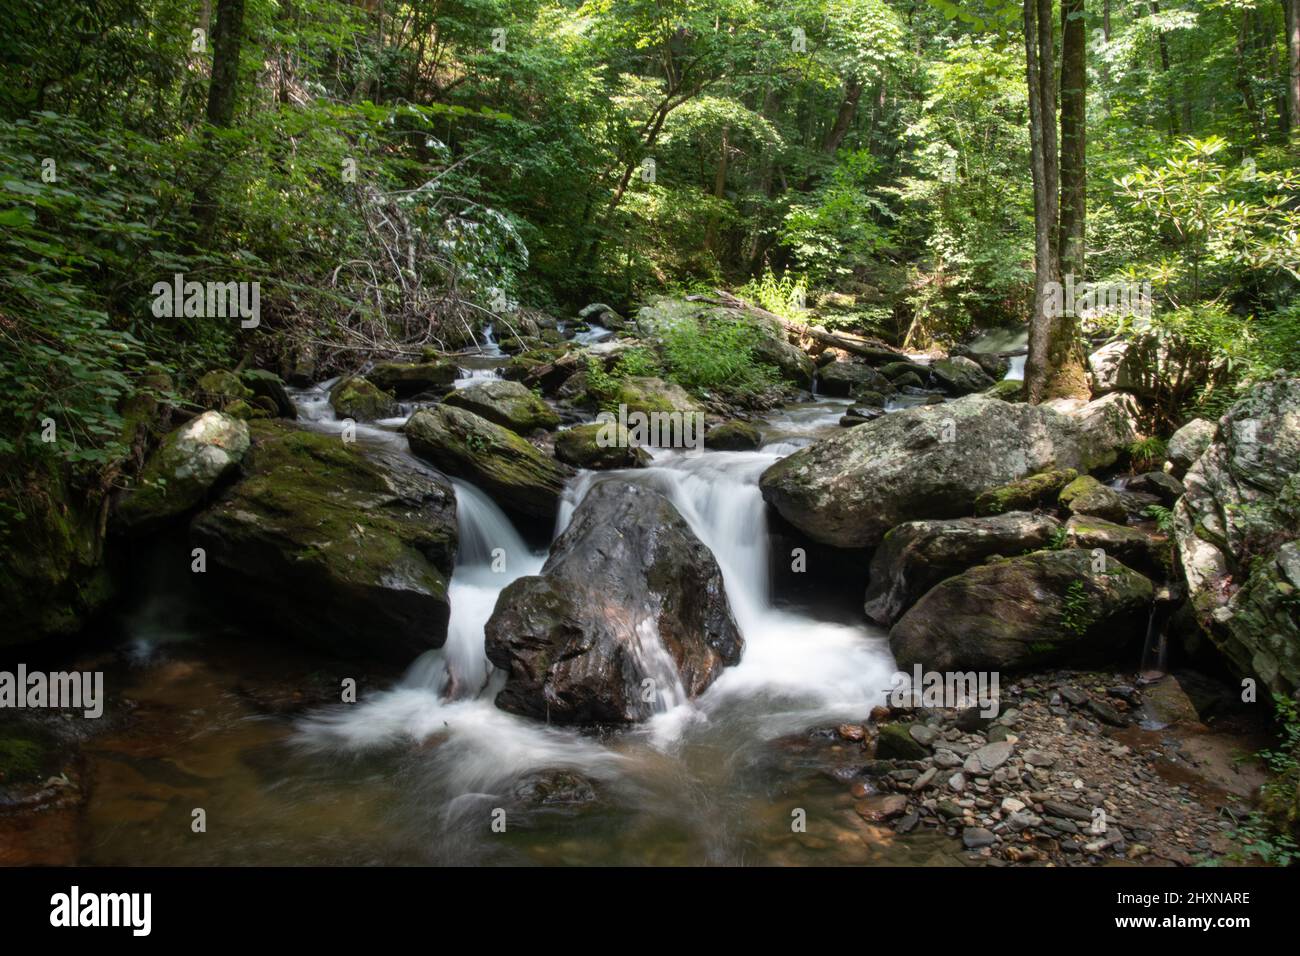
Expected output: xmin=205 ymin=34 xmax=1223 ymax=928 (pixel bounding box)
xmin=443 ymin=379 xmax=560 ymax=433
xmin=238 ymin=369 xmax=296 ymax=418
xmin=367 ymin=360 xmax=459 ymax=398
xmin=930 ymin=356 xmax=996 ymax=396
xmin=554 ymin=423 xmax=650 ymax=470
xmin=329 ymin=376 xmax=396 ymax=421
xmin=889 ymin=549 xmax=1154 ymax=672
xmin=115 ymin=411 xmax=250 ymax=535
xmin=984 ymin=378 xmax=1025 ymax=402
xmin=975 ymin=469 xmax=1078 ymax=516
xmin=406 ymin=405 xmax=573 ymax=521
xmin=1059 ymin=475 xmax=1128 ymax=523
xmin=0 ymin=460 xmax=113 ymax=646
xmin=704 ymin=421 xmax=763 ymax=451
xmin=1064 ymin=514 xmax=1169 ymax=580
xmin=817 ymin=361 xmax=893 ymax=398
xmin=875 ymin=723 xmax=930 ymax=759
xmin=190 ymin=421 xmax=456 ymax=663
xmin=196 ymin=369 xmax=253 ymax=408
xmin=864 ymin=512 xmax=1062 ymax=626
xmin=612 ymin=376 xmax=702 ymax=416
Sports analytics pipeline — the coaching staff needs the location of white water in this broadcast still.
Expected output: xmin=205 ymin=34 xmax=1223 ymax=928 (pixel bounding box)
xmin=293 ymin=388 xmax=896 ymax=820
xmin=968 ymin=326 xmax=1028 ymax=381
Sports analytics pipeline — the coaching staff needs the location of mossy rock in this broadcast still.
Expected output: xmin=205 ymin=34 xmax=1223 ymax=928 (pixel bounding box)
xmin=875 ymin=723 xmax=929 ymax=759
xmin=190 ymin=421 xmax=456 ymax=662
xmin=115 ymin=411 xmax=250 ymax=535
xmin=0 ymin=733 xmax=48 ymax=783
xmin=984 ymin=378 xmax=1026 ymax=402
xmin=443 ymin=379 xmax=560 ymax=433
xmin=1059 ymin=475 xmax=1128 ymax=523
xmin=613 ymin=376 xmax=702 ymax=416
xmin=196 ymin=369 xmax=253 ymax=408
xmin=368 ymin=360 xmax=459 ymax=398
xmin=239 ymin=369 xmax=296 ymax=418
xmin=974 ymin=468 xmax=1079 ymax=516
xmin=329 ymin=376 xmax=397 ymax=421
xmin=704 ymin=421 xmax=763 ymax=451
xmin=554 ymin=423 xmax=651 ymax=470
xmin=892 ymin=370 xmax=924 ymax=389
xmin=406 ymin=405 xmax=573 ymax=520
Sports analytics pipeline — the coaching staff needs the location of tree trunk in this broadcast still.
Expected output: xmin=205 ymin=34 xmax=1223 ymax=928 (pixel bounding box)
xmin=1059 ymin=0 xmax=1087 ymax=280
xmin=1287 ymin=0 xmax=1300 ymax=133
xmin=1024 ymin=0 xmax=1090 ymax=404
xmin=822 ymin=77 xmax=863 ymax=154
xmin=205 ymin=0 xmax=245 ymax=127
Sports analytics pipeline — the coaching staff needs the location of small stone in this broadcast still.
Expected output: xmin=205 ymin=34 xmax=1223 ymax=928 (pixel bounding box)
xmin=948 ymin=772 xmax=966 ymax=792
xmin=1001 ymin=797 xmax=1026 ymax=814
xmin=838 ymin=722 xmax=866 ymax=742
xmin=856 ymin=793 xmax=910 ymax=822
xmin=963 ymin=826 xmax=996 ymax=848
xmin=909 ymin=724 xmax=940 ymax=747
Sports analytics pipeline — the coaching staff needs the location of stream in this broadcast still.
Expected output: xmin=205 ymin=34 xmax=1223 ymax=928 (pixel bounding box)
xmin=70 ymin=356 xmax=972 ymax=866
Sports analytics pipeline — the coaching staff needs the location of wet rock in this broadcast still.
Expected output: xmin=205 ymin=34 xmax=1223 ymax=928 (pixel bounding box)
xmin=889 ymin=549 xmax=1154 ymax=672
xmin=329 ymin=375 xmax=396 ymax=421
xmin=1126 ymin=471 xmax=1184 ymax=505
xmin=760 ymin=395 xmax=1139 ymax=548
xmin=239 ymin=369 xmax=296 ymax=418
xmin=512 ymin=770 xmax=599 ymax=807
xmin=876 ymin=723 xmax=929 ymax=760
xmin=406 ymin=405 xmax=572 ymax=521
xmin=930 ymin=356 xmax=995 ymax=396
xmin=443 ymin=379 xmax=561 ymax=433
xmin=965 ymin=741 xmax=1014 ymax=774
xmin=704 ymin=421 xmax=763 ymax=451
xmin=485 ymin=481 xmax=742 ymax=725
xmin=974 ymin=469 xmax=1078 ymax=516
xmin=367 ymin=360 xmax=459 ymax=398
xmin=1059 ymin=475 xmax=1128 ymax=524
xmin=864 ymin=512 xmax=1062 ymax=626
xmin=856 ymin=793 xmax=910 ymax=822
xmin=115 ymin=411 xmax=250 ymax=534
xmin=962 ymin=826 xmax=996 ymax=848
xmin=190 ymin=421 xmax=457 ymax=662
xmin=817 ymin=360 xmax=893 ymax=398
xmin=553 ymin=423 xmax=650 ymax=470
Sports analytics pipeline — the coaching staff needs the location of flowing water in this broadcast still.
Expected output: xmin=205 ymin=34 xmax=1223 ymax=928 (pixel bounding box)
xmin=66 ymin=369 xmax=968 ymax=866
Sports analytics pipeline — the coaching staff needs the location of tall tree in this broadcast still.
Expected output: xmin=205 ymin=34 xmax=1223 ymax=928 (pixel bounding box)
xmin=1023 ymin=0 xmax=1089 ymax=402
xmin=1287 ymin=0 xmax=1300 ymax=133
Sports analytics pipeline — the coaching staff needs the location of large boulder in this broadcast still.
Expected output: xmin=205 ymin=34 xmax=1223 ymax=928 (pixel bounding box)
xmin=705 ymin=421 xmax=763 ymax=450
xmin=1064 ymin=515 xmax=1169 ymax=580
xmin=553 ymin=423 xmax=650 ymax=470
xmin=1173 ymin=376 xmax=1300 ymax=696
xmin=329 ymin=376 xmax=396 ymax=421
xmin=760 ymin=395 xmax=1141 ymax=549
xmin=930 ymin=356 xmax=996 ymax=396
xmin=238 ymin=369 xmax=296 ymax=418
xmin=889 ymin=549 xmax=1154 ymax=672
xmin=443 ymin=379 xmax=561 ymax=433
xmin=485 ymin=480 xmax=743 ymax=724
xmin=405 ymin=405 xmax=572 ymax=520
xmin=864 ymin=512 xmax=1062 ymax=626
xmin=817 ymin=360 xmax=893 ymax=398
xmin=1042 ymin=391 xmax=1144 ymax=471
xmin=115 ymin=411 xmax=250 ymax=534
xmin=190 ymin=421 xmax=457 ymax=663
xmin=1167 ymin=417 xmax=1216 ymax=477
xmin=367 ymin=360 xmax=459 ymax=398
xmin=1088 ymin=338 xmax=1160 ymax=398
xmin=0 ymin=461 xmax=113 ymax=645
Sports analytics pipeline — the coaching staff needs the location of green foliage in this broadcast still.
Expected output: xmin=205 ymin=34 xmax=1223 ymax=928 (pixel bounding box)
xmin=1145 ymin=504 xmax=1176 ymax=535
xmin=737 ymin=271 xmax=809 ymax=323
xmin=656 ymin=314 xmax=778 ymax=394
xmin=1127 ymin=436 xmax=1168 ymax=472
xmin=1060 ymin=579 xmax=1090 ymax=636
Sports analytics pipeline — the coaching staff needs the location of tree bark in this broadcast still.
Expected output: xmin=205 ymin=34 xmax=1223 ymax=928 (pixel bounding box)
xmin=1287 ymin=0 xmax=1300 ymax=133
xmin=1059 ymin=0 xmax=1087 ymax=280
xmin=205 ymin=0 xmax=245 ymax=127
xmin=1024 ymin=0 xmax=1090 ymax=403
